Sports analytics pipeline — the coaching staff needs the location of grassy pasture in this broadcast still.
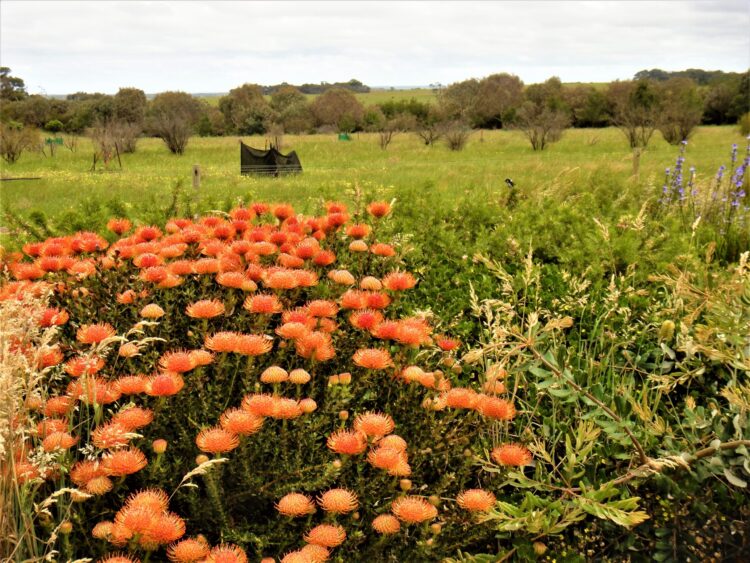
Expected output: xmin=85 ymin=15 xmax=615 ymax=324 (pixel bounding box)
xmin=1 ymin=126 xmax=743 ymax=228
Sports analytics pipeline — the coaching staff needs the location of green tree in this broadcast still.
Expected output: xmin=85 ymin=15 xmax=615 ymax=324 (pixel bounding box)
xmin=113 ymin=88 xmax=147 ymax=126
xmin=608 ymin=79 xmax=661 ymax=148
xmin=657 ymin=77 xmax=704 ymax=144
xmin=219 ymin=84 xmax=274 ymax=135
xmin=473 ymin=73 xmax=524 ymax=128
xmin=309 ymin=88 xmax=364 ymax=132
xmin=0 ymin=67 xmax=27 ymax=101
xmin=147 ymin=91 xmax=202 ymax=154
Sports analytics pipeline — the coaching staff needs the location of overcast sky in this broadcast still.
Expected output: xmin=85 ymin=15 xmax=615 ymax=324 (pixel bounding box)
xmin=1 ymin=1 xmax=748 ymax=95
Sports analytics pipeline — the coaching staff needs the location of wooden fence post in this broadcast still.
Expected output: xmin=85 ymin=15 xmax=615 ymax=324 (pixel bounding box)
xmin=192 ymin=165 xmax=201 ymax=190
xmin=632 ymin=148 xmax=641 ymax=181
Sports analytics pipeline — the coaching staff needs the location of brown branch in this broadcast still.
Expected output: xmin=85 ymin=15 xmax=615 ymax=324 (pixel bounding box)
xmin=530 ymin=346 xmax=650 ymax=465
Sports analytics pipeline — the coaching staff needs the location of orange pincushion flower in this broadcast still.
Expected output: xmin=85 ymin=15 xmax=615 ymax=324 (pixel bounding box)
xmin=244 ymin=293 xmax=283 ymax=314
xmin=304 ymin=524 xmax=346 ymax=548
xmin=107 ymin=218 xmax=132 ymax=235
xmin=241 ymin=393 xmax=276 ymax=417
xmin=483 ymin=379 xmax=507 ymax=395
xmin=205 ymin=331 xmax=242 ymax=353
xmin=99 ymin=554 xmax=140 ymax=563
xmin=126 ymin=489 xmax=170 ymax=512
xmin=69 ymin=377 xmax=121 ymax=405
xmin=144 ymin=511 xmax=186 ymax=544
xmin=189 ymin=349 xmax=214 ymax=366
xmin=436 ymin=336 xmax=460 ymax=351
xmin=346 ymin=223 xmax=372 ymax=239
xmin=276 ymin=322 xmax=310 ymax=340
xmin=367 ymin=201 xmax=391 ymax=218
xmin=299 ymin=398 xmax=317 ymax=413
xmin=141 ymin=266 xmax=169 ymax=284
xmin=116 ymin=375 xmax=148 ymax=395
xmin=77 ymin=323 xmax=116 ymax=344
xmin=86 ymin=475 xmax=115 ymax=495
xmin=270 ymin=397 xmax=302 ymax=419
xmin=491 ymin=443 xmax=533 ymax=467
xmin=44 ymin=396 xmax=74 ymax=417
xmin=168 ymin=260 xmax=195 ymax=276
xmin=367 ymin=447 xmax=403 ymax=470
xmin=370 ymin=243 xmax=396 ymax=257
xmin=328 ymin=269 xmax=355 ymax=286
xmin=39 ymin=307 xmax=69 ymax=327
xmin=382 ymin=271 xmax=417 ymax=291
xmin=354 ymin=411 xmax=395 ymax=437
xmin=92 ymin=422 xmax=132 ymax=449
xmin=476 ymin=396 xmax=516 ymax=420
xmin=299 ymin=544 xmax=330 ymax=562
xmin=379 ymin=434 xmax=408 ymax=452
xmin=140 ymin=303 xmax=165 ymax=318
xmin=278 ymin=253 xmax=305 ymax=269
xmin=272 ymin=203 xmax=295 ymax=220
xmin=306 ymin=299 xmax=338 ymax=318
xmin=38 ymin=346 xmax=63 ymax=368
xmin=236 ymin=334 xmax=273 ymax=356
xmin=113 ymin=406 xmax=154 ymax=430
xmin=276 ymin=493 xmax=316 ymax=517
xmin=391 ymin=496 xmax=437 ymax=523
xmin=288 ymin=368 xmax=311 ymax=384
xmin=37 ymin=417 xmax=68 ymax=437
xmin=42 ymin=431 xmax=78 ymax=451
xmin=193 ymin=258 xmax=221 ymax=275
xmin=348 ymin=240 xmax=368 ymax=252
xmin=340 ymin=289 xmax=367 ymax=310
xmin=260 ymin=366 xmax=288 ymax=383
xmin=103 ymin=447 xmax=148 ymax=476
xmin=220 ymin=409 xmax=263 ymax=435
xmin=371 ymin=321 xmax=400 ymax=340
xmin=92 ymin=521 xmax=114 ymax=539
xmin=167 ymin=537 xmax=210 ymax=562
xmin=318 ymin=488 xmax=359 ymax=513
xmin=146 ymin=372 xmax=185 ymax=397
xmin=159 ymin=351 xmax=196 ymax=373
xmin=196 ymin=427 xmax=240 ymax=453
xmin=65 ymin=356 xmax=104 ymax=377
xmin=312 ymin=249 xmax=336 ymax=266
xmin=372 ymin=514 xmax=401 ymax=534
xmin=186 ymin=299 xmax=225 ymax=319
xmin=119 ymin=342 xmax=140 ymax=358
xmin=456 ymin=489 xmax=496 ymax=512
xmin=133 ymin=253 xmax=162 ymax=269
xmin=117 ymin=290 xmax=137 ymax=304
xmin=295 ymin=331 xmax=335 ymax=362
xmin=264 ymin=269 xmax=298 ymax=290
xmin=349 ymin=310 xmax=383 ymax=331
xmin=359 ymin=276 xmax=382 ymax=291
xmin=205 ymin=544 xmax=248 ymax=563
xmin=326 ymin=429 xmax=367 ymax=455
xmin=365 ymin=291 xmax=391 ymax=309
xmin=70 ymin=459 xmax=106 ymax=486
xmin=352 ymin=348 xmax=393 ymax=370
xmin=445 ymin=387 xmax=479 ymax=409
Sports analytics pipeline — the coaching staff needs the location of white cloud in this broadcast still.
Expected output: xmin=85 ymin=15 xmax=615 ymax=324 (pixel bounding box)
xmin=1 ymin=0 xmax=747 ymax=94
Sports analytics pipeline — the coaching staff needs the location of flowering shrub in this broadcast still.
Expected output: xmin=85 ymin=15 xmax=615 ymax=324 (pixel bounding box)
xmin=660 ymin=139 xmax=749 ymax=261
xmin=2 ymin=201 xmax=533 ymax=561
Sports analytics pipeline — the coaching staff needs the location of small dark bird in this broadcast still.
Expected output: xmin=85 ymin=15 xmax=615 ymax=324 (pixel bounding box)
xmin=505 ymin=178 xmax=515 ymax=188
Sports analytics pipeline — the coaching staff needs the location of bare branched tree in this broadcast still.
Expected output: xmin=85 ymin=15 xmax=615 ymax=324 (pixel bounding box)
xmin=515 ymin=103 xmax=570 ymax=151
xmin=0 ymin=123 xmax=39 ymax=164
xmin=444 ymin=120 xmax=472 ymax=151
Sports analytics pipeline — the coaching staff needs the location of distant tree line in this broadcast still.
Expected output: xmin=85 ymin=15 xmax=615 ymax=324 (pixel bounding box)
xmin=1 ymin=66 xmax=747 ymax=159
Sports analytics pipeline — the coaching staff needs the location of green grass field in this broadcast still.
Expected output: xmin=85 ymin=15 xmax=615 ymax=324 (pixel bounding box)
xmin=1 ymin=126 xmax=743 ymax=230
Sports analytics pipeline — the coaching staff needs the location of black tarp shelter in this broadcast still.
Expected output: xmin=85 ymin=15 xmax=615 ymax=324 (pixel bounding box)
xmin=240 ymin=142 xmax=302 ymax=176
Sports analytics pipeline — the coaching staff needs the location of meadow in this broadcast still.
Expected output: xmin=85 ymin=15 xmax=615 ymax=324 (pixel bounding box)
xmin=1 ymin=125 xmax=748 ymax=562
